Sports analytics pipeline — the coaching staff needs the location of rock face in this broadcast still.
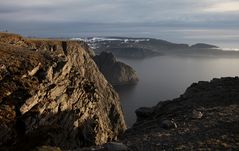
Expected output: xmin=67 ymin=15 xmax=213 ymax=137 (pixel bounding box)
xmin=0 ymin=32 xmax=126 ymax=150
xmin=93 ymin=52 xmax=139 ymax=85
xmin=122 ymin=77 xmax=239 ymax=150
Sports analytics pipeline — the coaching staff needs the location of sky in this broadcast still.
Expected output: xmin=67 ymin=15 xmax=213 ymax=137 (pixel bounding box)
xmin=0 ymin=0 xmax=239 ymax=47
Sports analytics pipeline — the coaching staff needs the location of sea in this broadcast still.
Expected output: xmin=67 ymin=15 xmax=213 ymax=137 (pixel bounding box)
xmin=116 ymin=55 xmax=239 ymax=126
xmin=71 ymin=26 xmax=239 ymax=127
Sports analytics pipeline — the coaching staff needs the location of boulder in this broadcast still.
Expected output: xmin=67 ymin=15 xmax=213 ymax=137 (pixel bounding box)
xmin=159 ymin=120 xmax=177 ymax=130
xmin=192 ymin=109 xmax=203 ymax=119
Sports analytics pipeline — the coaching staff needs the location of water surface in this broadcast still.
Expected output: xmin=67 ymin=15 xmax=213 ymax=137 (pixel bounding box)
xmin=115 ymin=55 xmax=239 ymax=126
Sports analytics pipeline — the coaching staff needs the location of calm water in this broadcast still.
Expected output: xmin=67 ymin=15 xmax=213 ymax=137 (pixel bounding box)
xmin=115 ymin=55 xmax=239 ymax=126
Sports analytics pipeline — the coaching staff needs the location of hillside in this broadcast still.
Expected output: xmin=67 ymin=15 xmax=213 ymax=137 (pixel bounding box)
xmin=73 ymin=37 xmax=239 ymax=58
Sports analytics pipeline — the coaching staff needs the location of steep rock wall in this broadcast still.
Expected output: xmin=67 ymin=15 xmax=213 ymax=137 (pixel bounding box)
xmin=0 ymin=33 xmax=126 ymax=150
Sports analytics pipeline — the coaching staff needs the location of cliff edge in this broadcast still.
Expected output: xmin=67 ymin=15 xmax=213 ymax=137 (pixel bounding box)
xmin=0 ymin=32 xmax=126 ymax=150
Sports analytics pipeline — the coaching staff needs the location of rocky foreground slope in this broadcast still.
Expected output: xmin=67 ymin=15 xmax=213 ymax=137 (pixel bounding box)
xmin=122 ymin=77 xmax=239 ymax=150
xmin=93 ymin=52 xmax=139 ymax=85
xmin=0 ymin=32 xmax=126 ymax=151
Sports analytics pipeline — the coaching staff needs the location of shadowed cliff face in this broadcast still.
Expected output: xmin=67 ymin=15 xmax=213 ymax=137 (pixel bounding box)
xmin=0 ymin=32 xmax=126 ymax=150
xmin=93 ymin=52 xmax=139 ymax=85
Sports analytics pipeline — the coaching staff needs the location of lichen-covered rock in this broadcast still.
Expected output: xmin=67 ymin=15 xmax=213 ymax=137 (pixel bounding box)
xmin=93 ymin=52 xmax=138 ymax=85
xmin=0 ymin=32 xmax=126 ymax=150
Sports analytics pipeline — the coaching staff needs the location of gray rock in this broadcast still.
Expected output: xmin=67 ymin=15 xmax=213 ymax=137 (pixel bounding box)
xmin=159 ymin=120 xmax=177 ymax=129
xmin=192 ymin=109 xmax=203 ymax=119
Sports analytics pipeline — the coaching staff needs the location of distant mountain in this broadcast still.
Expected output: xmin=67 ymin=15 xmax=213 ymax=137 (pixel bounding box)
xmin=190 ymin=43 xmax=218 ymax=49
xmin=71 ymin=37 xmax=239 ymax=58
xmin=72 ymin=37 xmax=162 ymax=58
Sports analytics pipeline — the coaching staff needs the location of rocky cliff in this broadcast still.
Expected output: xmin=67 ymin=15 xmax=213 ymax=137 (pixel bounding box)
xmin=93 ymin=52 xmax=139 ymax=85
xmin=122 ymin=77 xmax=239 ymax=150
xmin=0 ymin=32 xmax=126 ymax=151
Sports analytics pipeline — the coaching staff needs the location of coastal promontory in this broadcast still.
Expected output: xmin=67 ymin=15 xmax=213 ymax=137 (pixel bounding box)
xmin=93 ymin=52 xmax=139 ymax=86
xmin=0 ymin=32 xmax=126 ymax=150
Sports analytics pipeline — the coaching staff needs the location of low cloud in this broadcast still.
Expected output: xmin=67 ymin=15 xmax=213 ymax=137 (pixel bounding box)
xmin=0 ymin=0 xmax=238 ymax=38
xmin=204 ymin=1 xmax=239 ymax=12
xmin=0 ymin=0 xmax=238 ymax=23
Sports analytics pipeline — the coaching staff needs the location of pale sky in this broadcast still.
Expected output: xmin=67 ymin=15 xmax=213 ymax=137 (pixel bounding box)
xmin=0 ymin=0 xmax=238 ymax=47
xmin=1 ymin=0 xmax=239 ymax=23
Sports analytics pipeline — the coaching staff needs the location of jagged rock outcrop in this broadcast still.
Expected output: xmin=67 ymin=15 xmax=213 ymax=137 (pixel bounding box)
xmin=122 ymin=77 xmax=239 ymax=150
xmin=0 ymin=32 xmax=126 ymax=151
xmin=93 ymin=52 xmax=139 ymax=85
